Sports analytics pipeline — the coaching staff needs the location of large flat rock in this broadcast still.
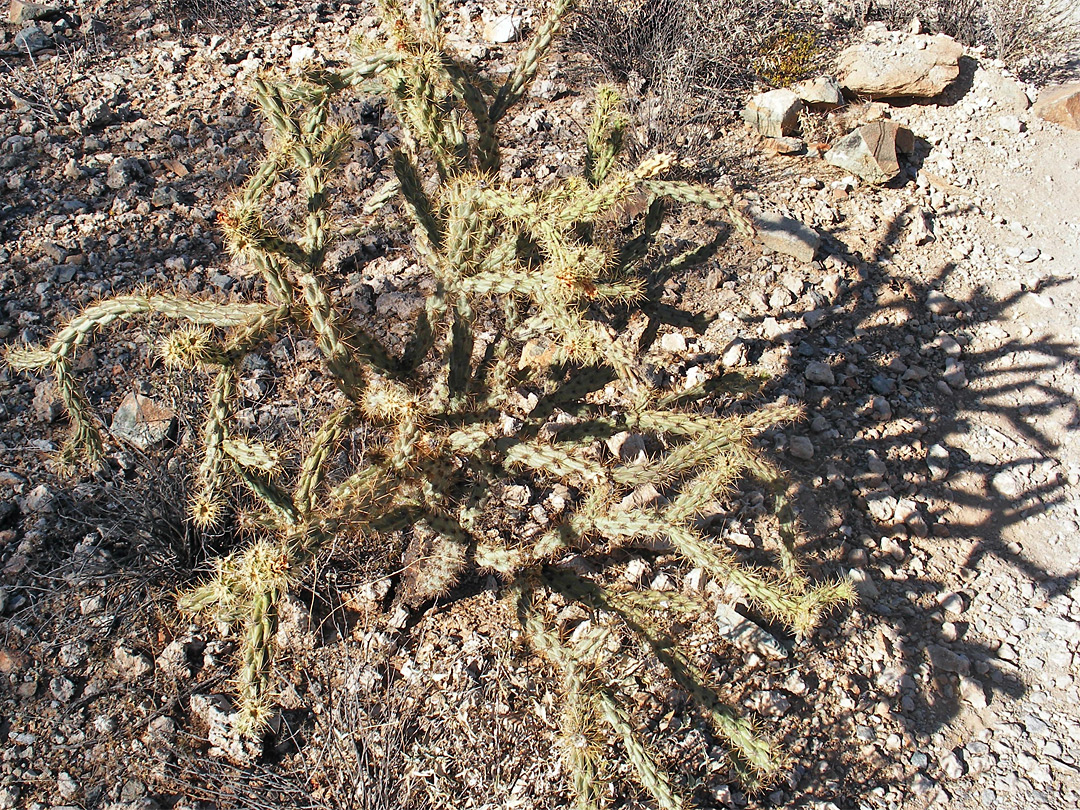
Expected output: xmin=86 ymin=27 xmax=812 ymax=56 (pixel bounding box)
xmin=753 ymin=210 xmax=820 ymax=263
xmin=792 ymin=75 xmax=845 ymax=109
xmin=110 ymin=392 xmax=176 ymax=449
xmin=836 ymin=23 xmax=964 ymax=99
xmin=9 ymin=0 xmax=62 ymax=25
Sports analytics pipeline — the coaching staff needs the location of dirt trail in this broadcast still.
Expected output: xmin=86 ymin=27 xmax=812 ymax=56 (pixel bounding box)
xmin=720 ymin=55 xmax=1080 ymax=807
xmin=818 ymin=66 xmax=1080 ymax=807
xmin=905 ymin=94 xmax=1080 ymax=578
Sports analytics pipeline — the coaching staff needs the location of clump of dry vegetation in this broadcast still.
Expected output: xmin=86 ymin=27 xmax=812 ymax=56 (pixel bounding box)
xmin=569 ymin=0 xmax=828 ymax=154
xmin=862 ymin=0 xmax=1080 ymax=72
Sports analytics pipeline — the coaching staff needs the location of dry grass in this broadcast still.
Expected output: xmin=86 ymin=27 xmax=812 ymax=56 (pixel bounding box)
xmin=570 ymin=0 xmax=829 ymax=156
xmin=159 ymin=0 xmax=275 ymax=31
xmin=860 ymin=0 xmax=1080 ymax=74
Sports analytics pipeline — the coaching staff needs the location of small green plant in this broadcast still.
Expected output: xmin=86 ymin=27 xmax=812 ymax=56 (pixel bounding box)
xmin=754 ymin=28 xmax=823 ymax=87
xmin=7 ymin=0 xmax=852 ymax=804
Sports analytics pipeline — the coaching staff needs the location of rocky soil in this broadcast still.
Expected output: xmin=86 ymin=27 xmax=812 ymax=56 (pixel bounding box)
xmin=1 ymin=1 xmax=1079 ymax=809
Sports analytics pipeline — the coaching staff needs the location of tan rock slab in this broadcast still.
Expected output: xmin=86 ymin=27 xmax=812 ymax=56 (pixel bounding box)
xmin=1033 ymin=83 xmax=1080 ymax=131
xmin=837 ymin=23 xmax=964 ymax=99
xmin=110 ymin=391 xmax=176 ymax=449
xmin=762 ymin=136 xmax=806 ymax=155
xmin=753 ymin=210 xmax=820 ymax=263
xmin=9 ymin=0 xmax=60 ymax=25
xmin=974 ymin=67 xmax=1031 ymax=112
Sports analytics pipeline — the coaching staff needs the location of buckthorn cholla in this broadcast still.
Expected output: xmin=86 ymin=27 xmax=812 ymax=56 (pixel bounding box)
xmin=6 ymin=1 xmax=852 ymax=805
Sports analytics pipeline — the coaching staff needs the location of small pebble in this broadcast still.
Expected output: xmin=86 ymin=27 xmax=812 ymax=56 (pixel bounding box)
xmin=804 ymin=360 xmax=835 ymax=385
xmin=940 ymin=750 xmax=965 ymax=780
xmin=789 ymin=436 xmax=815 ymax=460
xmin=938 ymin=592 xmax=965 ymax=616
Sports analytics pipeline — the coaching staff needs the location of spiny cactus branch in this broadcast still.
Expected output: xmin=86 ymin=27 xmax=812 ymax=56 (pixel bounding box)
xmin=518 ymin=580 xmax=685 ymax=810
xmin=491 ymin=0 xmax=575 ymax=123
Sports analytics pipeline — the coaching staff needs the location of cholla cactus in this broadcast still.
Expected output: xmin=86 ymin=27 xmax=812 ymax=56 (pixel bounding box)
xmin=5 ymin=0 xmax=853 ymax=804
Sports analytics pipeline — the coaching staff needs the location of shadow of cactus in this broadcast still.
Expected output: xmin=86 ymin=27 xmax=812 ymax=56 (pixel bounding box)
xmin=5 ymin=0 xmax=853 ymax=804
